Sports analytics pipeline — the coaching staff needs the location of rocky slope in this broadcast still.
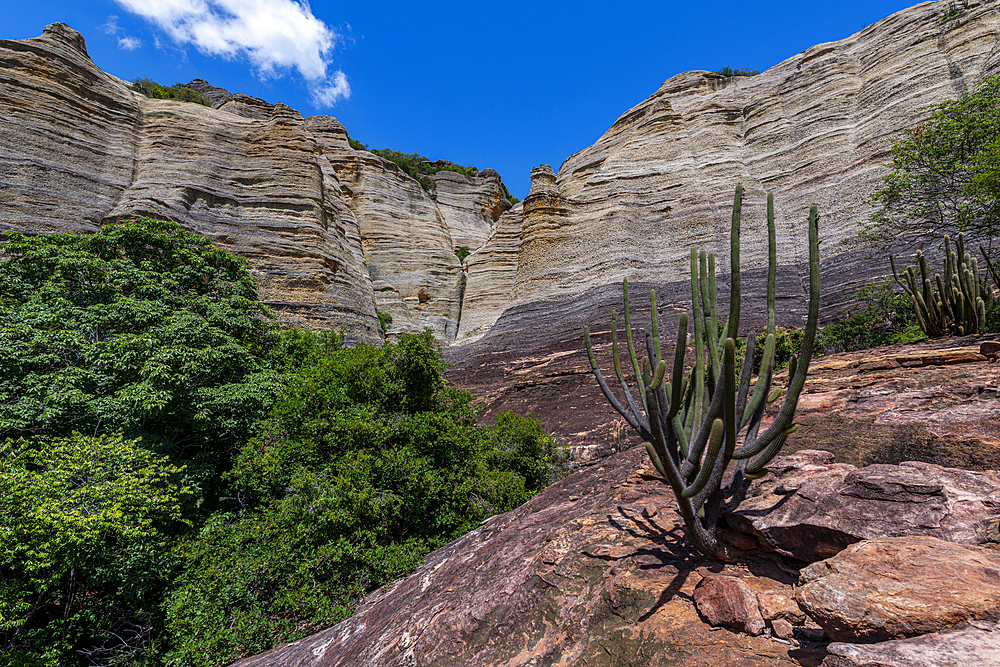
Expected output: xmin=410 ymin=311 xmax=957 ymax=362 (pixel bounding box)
xmin=0 ymin=24 xmax=510 ymax=345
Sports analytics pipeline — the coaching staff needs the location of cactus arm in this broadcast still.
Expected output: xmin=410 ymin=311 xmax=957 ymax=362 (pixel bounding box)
xmin=680 ymin=418 xmax=724 ymax=498
xmin=610 ymin=311 xmax=650 ymax=429
xmin=667 ymin=313 xmax=688 ymax=420
xmin=650 ymin=289 xmax=662 ymax=365
xmin=722 ymin=338 xmax=738 ymax=460
xmin=690 ymin=247 xmax=706 ymax=430
xmin=584 ymin=326 xmax=651 ymax=439
xmin=645 ymin=441 xmax=668 ymax=479
xmin=681 ymin=358 xmax=727 ymax=479
xmin=727 ymin=184 xmax=742 ymax=342
xmin=622 ymin=279 xmax=649 ymax=415
xmin=742 ymin=205 xmax=820 ymax=458
xmin=701 ymin=250 xmax=721 ymax=377
xmin=734 ymin=330 xmax=757 ymax=425
xmin=741 ymin=332 xmax=775 ymax=427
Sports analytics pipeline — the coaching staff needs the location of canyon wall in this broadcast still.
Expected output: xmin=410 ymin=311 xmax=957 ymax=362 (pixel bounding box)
xmin=445 ymin=0 xmax=1000 ymax=454
xmin=3 ymin=2 xmax=1000 ymax=452
xmin=0 ymin=24 xmax=509 ymax=345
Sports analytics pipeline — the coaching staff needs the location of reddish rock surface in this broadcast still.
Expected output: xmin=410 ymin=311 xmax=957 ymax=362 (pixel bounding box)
xmin=727 ymin=450 xmax=1000 ymax=562
xmin=230 ymin=446 xmax=812 ymax=667
xmin=693 ymin=575 xmax=766 ymax=636
xmin=448 ymin=335 xmax=1000 ymax=471
xmin=821 ymin=621 xmax=1000 ymax=667
xmin=796 ymin=536 xmax=1000 ymax=643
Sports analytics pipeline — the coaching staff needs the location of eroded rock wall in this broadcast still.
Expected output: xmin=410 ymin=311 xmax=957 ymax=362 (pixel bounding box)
xmin=455 ymin=0 xmax=1000 ymax=350
xmin=0 ymin=24 xmax=382 ymax=341
xmin=447 ymin=0 xmax=1000 ymax=453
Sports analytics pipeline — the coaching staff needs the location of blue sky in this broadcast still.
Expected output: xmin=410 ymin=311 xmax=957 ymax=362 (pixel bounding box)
xmin=7 ymin=0 xmax=921 ymax=198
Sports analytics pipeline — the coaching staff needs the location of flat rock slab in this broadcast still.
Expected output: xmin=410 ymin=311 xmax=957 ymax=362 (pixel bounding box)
xmin=727 ymin=450 xmax=1000 ymax=562
xmin=822 ymin=621 xmax=1000 ymax=667
xmin=797 ymin=536 xmax=1000 ymax=643
xmin=231 ymin=447 xmax=805 ymax=667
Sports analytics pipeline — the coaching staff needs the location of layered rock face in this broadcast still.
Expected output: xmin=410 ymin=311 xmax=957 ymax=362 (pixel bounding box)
xmin=0 ymin=24 xmax=513 ymax=346
xmin=0 ymin=24 xmax=381 ymax=340
xmin=448 ymin=0 xmax=1000 ymax=447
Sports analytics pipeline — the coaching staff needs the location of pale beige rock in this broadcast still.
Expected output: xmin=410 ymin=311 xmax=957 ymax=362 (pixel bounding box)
xmin=459 ymin=0 xmax=1000 ymax=349
xmin=455 ymin=203 xmax=524 ymax=344
xmin=318 ymin=142 xmax=463 ymax=342
xmin=432 ymin=166 xmax=508 ymax=252
xmin=0 ymin=24 xmax=382 ymax=342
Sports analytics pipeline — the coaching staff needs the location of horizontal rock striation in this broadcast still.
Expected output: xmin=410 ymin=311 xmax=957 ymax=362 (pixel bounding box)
xmin=0 ymin=24 xmax=515 ymax=346
xmin=0 ymin=24 xmax=382 ymax=341
xmin=449 ymin=0 xmax=1000 ymax=450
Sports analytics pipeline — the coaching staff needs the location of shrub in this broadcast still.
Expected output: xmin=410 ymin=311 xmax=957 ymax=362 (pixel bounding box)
xmin=819 ymin=279 xmax=925 ymax=352
xmin=131 ymin=78 xmax=211 ymax=106
xmin=455 ymin=245 xmax=471 ymax=261
xmin=715 ymin=67 xmax=760 ymax=77
xmin=163 ymin=332 xmax=560 ymax=666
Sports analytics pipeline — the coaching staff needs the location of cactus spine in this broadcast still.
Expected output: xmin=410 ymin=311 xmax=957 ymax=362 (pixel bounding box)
xmin=583 ymin=186 xmax=821 ymax=562
xmin=890 ymin=233 xmax=995 ymax=337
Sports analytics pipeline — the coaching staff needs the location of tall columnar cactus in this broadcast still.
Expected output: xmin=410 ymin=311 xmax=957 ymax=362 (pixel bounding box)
xmin=890 ymin=233 xmax=995 ymax=337
xmin=583 ymin=185 xmax=821 ymax=562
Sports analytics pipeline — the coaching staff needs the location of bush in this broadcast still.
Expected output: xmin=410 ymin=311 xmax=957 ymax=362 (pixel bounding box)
xmin=819 ymin=279 xmax=925 ymax=352
xmin=715 ymin=67 xmax=760 ymax=77
xmin=0 ymin=433 xmax=190 ymax=667
xmin=163 ymin=332 xmax=560 ymax=666
xmin=131 ymin=78 xmax=211 ymax=106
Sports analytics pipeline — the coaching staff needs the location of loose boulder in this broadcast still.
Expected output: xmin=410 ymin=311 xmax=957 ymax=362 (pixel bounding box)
xmin=796 ymin=536 xmax=1000 ymax=643
xmin=693 ymin=575 xmax=765 ymax=636
xmin=821 ymin=621 xmax=1000 ymax=667
xmin=727 ymin=450 xmax=1000 ymax=562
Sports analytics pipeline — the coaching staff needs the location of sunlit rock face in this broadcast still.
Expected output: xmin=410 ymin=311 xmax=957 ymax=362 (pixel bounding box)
xmin=0 ymin=23 xmax=382 ymax=341
xmin=446 ymin=0 xmax=1000 ymax=452
xmin=456 ymin=0 xmax=1000 ymax=352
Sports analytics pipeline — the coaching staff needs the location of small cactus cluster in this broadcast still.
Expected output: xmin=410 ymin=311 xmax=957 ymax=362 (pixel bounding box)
xmin=890 ymin=233 xmax=996 ymax=337
xmin=583 ymin=186 xmax=821 ymax=562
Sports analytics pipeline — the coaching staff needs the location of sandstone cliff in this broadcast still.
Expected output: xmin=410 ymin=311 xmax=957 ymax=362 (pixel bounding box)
xmin=447 ymin=0 xmax=1000 ymax=450
xmin=455 ymin=0 xmax=1000 ymax=349
xmin=0 ymin=24 xmax=512 ymax=345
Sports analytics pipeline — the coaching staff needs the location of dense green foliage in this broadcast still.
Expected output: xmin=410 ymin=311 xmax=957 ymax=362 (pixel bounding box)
xmin=455 ymin=245 xmax=471 ymax=261
xmin=0 ymin=433 xmax=189 ymax=666
xmin=0 ymin=219 xmax=282 ymax=488
xmin=131 ymin=78 xmax=212 ymax=106
xmin=0 ymin=221 xmax=560 ymax=667
xmin=715 ymin=67 xmax=760 ymax=77
xmin=865 ymin=74 xmax=1000 ymax=245
xmin=164 ymin=334 xmax=558 ymax=666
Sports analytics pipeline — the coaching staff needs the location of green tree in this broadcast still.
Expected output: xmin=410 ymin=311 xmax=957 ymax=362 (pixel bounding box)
xmin=0 ymin=219 xmax=284 ymax=484
xmin=163 ymin=332 xmax=559 ymax=667
xmin=865 ymin=74 xmax=1000 ymax=245
xmin=0 ymin=433 xmax=190 ymax=666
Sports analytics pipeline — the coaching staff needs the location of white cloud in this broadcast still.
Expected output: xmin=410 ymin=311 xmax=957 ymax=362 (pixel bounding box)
xmin=118 ymin=36 xmax=143 ymax=50
xmin=103 ymin=15 xmax=121 ymax=34
xmin=311 ymin=70 xmax=350 ymax=106
xmin=113 ymin=0 xmax=350 ymax=106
